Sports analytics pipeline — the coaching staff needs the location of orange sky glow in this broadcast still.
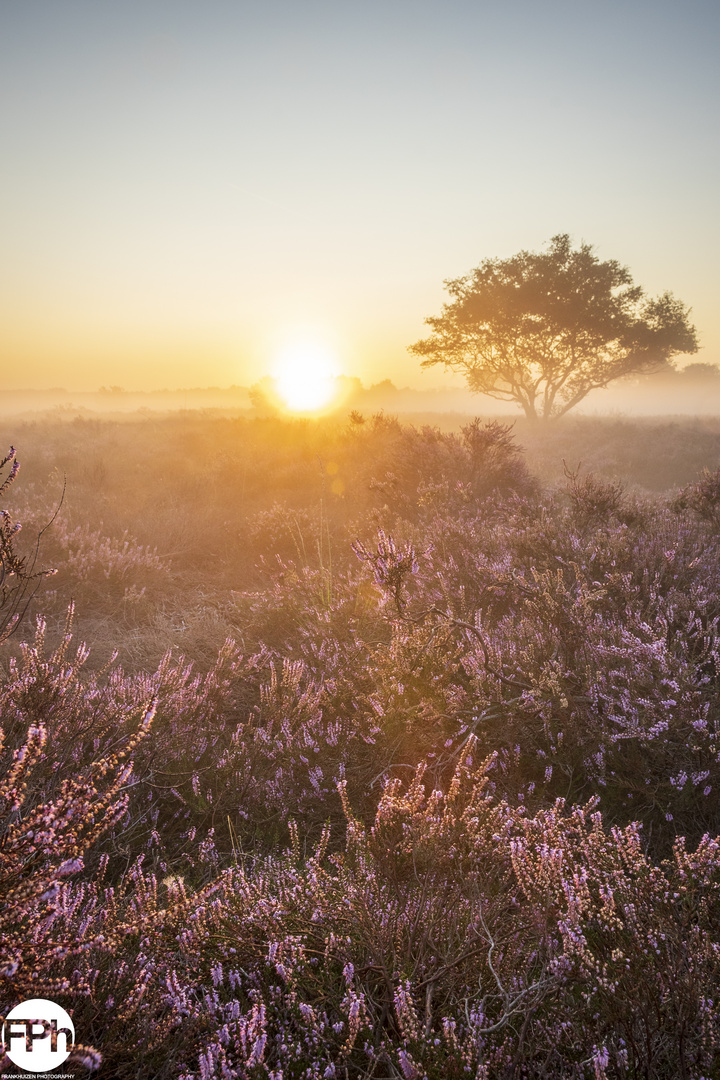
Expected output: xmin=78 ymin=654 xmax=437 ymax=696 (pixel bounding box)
xmin=1 ymin=0 xmax=718 ymax=395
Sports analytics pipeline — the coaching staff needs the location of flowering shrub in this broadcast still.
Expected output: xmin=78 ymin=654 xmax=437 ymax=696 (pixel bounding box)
xmin=2 ymin=417 xmax=720 ymax=1076
xmin=40 ymin=518 xmax=169 ymax=612
xmin=673 ymin=465 xmax=720 ymax=526
xmin=4 ymin=742 xmax=720 ymax=1077
xmin=0 ymin=447 xmax=56 ymax=644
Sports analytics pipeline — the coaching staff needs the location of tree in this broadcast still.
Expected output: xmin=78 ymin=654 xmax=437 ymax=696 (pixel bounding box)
xmin=409 ymin=234 xmax=698 ymax=420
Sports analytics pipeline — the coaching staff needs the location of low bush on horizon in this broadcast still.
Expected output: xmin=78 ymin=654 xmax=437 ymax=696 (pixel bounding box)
xmin=2 ymin=414 xmax=720 ymax=1077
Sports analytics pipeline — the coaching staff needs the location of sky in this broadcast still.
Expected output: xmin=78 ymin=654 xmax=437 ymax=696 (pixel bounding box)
xmin=0 ymin=0 xmax=718 ymax=392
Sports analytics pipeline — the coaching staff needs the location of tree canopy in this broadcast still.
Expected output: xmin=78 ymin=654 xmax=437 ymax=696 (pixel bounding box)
xmin=409 ymin=234 xmax=699 ymax=420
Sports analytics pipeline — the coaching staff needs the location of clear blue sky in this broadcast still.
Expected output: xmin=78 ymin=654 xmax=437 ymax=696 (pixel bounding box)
xmin=1 ymin=0 xmax=718 ymax=389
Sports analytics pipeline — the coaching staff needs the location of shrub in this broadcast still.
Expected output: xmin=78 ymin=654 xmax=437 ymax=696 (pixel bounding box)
xmin=0 ymin=447 xmax=56 ymax=644
xmin=3 ymin=416 xmax=720 ymax=1076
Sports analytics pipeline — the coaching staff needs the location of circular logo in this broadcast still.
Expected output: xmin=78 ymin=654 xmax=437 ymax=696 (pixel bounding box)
xmin=2 ymin=998 xmax=75 ymax=1073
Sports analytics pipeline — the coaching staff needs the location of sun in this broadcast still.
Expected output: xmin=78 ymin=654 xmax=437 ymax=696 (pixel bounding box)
xmin=272 ymin=343 xmax=339 ymax=412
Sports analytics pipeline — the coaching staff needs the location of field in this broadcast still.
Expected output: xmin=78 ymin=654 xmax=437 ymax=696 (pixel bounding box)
xmin=2 ymin=410 xmax=720 ymax=1078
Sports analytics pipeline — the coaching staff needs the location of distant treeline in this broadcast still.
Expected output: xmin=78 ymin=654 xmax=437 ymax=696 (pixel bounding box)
xmin=3 ymin=360 xmax=720 ymax=420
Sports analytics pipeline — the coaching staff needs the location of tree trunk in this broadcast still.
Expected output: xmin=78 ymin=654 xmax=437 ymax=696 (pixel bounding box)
xmin=520 ymin=398 xmax=539 ymax=421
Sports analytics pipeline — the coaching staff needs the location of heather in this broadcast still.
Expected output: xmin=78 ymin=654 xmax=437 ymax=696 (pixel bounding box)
xmin=2 ymin=413 xmax=720 ymax=1078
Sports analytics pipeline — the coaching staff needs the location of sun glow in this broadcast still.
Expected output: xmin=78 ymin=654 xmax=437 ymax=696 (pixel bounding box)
xmin=272 ymin=343 xmax=340 ymax=412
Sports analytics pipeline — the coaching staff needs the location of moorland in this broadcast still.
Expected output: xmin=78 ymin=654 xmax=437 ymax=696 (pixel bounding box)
xmin=2 ymin=409 xmax=720 ymax=1078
